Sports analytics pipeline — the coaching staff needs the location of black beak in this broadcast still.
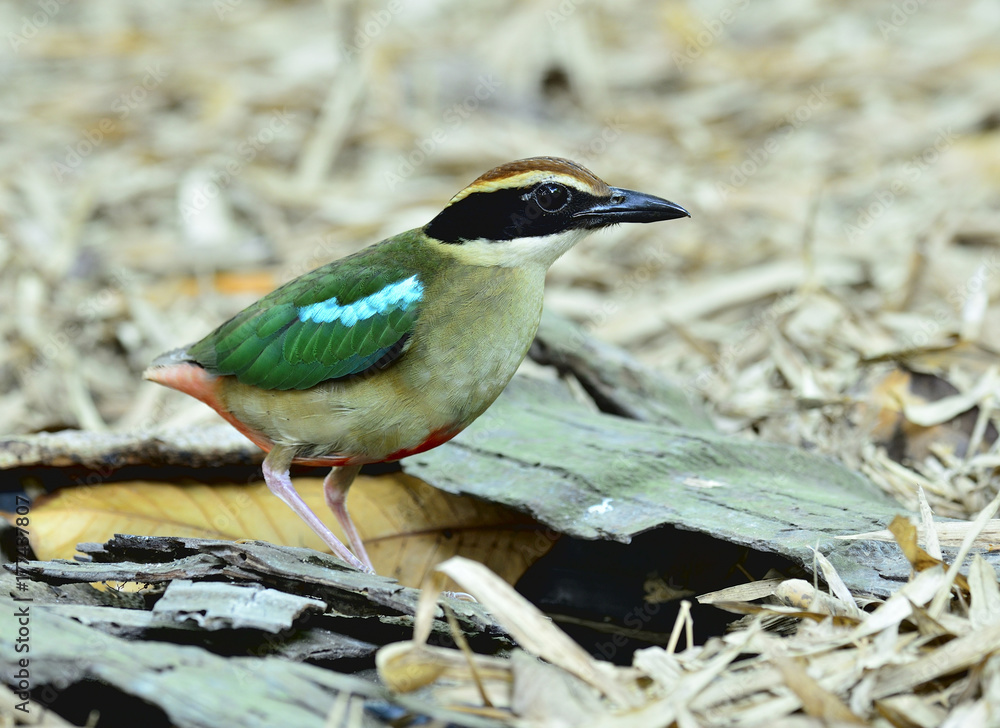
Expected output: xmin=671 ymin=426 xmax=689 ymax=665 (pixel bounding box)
xmin=574 ymin=187 xmax=690 ymax=226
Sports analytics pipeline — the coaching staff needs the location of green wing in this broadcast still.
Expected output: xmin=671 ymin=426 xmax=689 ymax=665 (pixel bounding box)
xmin=186 ymin=249 xmax=426 ymax=391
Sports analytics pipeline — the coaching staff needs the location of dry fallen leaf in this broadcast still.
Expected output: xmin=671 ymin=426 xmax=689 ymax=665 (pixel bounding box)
xmin=888 ymin=514 xmax=970 ymax=593
xmin=5 ymin=473 xmax=554 ymax=588
xmin=841 ymin=520 xmax=1000 ymax=549
xmin=864 ymin=367 xmax=998 ymax=463
xmin=768 ymin=652 xmax=865 ymax=725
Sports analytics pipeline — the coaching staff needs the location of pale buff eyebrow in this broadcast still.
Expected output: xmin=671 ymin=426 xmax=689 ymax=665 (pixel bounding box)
xmin=449 ymin=171 xmax=605 ymax=204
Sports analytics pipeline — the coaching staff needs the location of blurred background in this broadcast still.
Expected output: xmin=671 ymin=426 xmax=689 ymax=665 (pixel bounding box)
xmin=2 ymin=0 xmax=999 ymax=517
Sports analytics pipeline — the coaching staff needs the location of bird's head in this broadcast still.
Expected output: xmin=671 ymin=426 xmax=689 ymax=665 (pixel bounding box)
xmin=424 ymin=156 xmax=689 ymax=268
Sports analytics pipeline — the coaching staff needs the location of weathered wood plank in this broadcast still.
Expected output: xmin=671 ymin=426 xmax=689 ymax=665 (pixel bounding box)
xmin=0 ymin=598 xmax=505 ymax=728
xmin=0 ymin=424 xmax=261 ymax=470
xmin=13 ymin=535 xmax=507 ymax=636
xmin=149 ymin=579 xmax=326 ymax=632
xmin=403 ymin=376 xmax=994 ymax=598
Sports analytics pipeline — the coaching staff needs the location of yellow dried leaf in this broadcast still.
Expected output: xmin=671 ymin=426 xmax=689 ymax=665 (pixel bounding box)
xmin=771 ymin=654 xmax=865 ymax=724
xmin=5 ymin=473 xmax=555 ymax=588
xmin=708 ymin=600 xmax=861 ymax=628
xmin=889 ymin=515 xmax=970 ymax=592
xmin=864 ymin=366 xmax=996 ymax=462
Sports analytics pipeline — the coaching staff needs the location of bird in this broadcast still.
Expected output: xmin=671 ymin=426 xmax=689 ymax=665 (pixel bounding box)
xmin=144 ymin=157 xmax=689 ymax=573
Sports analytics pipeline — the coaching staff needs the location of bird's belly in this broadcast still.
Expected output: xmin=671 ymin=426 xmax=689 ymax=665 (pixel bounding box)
xmin=220 ymin=362 xmax=516 ymax=464
xmin=218 ymin=376 xmax=450 ymax=464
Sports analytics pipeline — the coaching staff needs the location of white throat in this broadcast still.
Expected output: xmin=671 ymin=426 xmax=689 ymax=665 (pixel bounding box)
xmin=438 ymin=228 xmax=592 ymax=269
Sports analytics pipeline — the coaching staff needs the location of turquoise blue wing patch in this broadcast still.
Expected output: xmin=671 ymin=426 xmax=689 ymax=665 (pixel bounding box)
xmin=187 ymin=267 xmax=424 ymax=390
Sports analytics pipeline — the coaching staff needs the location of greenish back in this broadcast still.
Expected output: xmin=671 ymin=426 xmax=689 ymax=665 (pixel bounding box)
xmin=187 ymin=231 xmax=441 ymax=390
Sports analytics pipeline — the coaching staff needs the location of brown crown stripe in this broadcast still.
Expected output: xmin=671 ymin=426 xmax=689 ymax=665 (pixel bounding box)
xmin=448 ymin=156 xmax=612 ymax=205
xmin=476 ymin=156 xmax=603 ymax=184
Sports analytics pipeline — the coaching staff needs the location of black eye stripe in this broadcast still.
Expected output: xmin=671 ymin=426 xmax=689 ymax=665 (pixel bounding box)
xmin=426 ymin=185 xmax=597 ymax=244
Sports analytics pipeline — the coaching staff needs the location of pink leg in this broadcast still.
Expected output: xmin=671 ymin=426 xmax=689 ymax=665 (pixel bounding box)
xmin=323 ymin=465 xmax=371 ymax=571
xmin=261 ymin=454 xmax=371 ymax=573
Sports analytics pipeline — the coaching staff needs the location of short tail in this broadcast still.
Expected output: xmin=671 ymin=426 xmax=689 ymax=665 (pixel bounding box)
xmin=143 ymin=348 xmax=274 ymax=453
xmin=143 ymin=347 xmax=222 ymax=409
xmin=145 ymin=346 xmax=194 ymax=372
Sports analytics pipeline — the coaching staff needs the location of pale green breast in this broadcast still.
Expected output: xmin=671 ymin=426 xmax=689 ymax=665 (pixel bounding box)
xmin=402 ymin=262 xmax=546 ymax=426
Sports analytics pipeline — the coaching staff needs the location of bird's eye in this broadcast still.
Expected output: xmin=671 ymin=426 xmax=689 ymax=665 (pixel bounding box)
xmin=534 ymin=182 xmax=570 ymax=212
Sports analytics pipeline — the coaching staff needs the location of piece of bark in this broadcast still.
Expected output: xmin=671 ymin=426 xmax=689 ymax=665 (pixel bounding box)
xmin=0 ymin=599 xmax=505 ymax=728
xmin=402 ymin=376 xmax=996 ymax=599
xmin=149 ymin=579 xmax=326 ymax=632
xmin=14 ymin=535 xmax=506 ymax=635
xmin=0 ymin=424 xmax=260 ymax=470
